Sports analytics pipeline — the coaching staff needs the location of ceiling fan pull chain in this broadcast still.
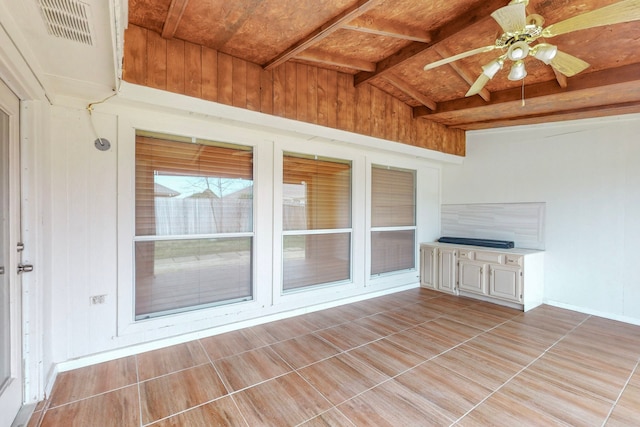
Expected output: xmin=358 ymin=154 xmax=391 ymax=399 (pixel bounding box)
xmin=521 ymin=78 xmax=526 ymax=107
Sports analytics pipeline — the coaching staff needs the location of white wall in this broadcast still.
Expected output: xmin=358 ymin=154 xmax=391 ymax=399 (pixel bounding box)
xmin=39 ymin=89 xmax=454 ymax=383
xmin=442 ymin=114 xmax=640 ymax=324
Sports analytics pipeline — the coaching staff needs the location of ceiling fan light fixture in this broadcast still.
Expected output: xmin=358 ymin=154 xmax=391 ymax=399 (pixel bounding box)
xmin=482 ymin=57 xmax=505 ymax=78
xmin=508 ymin=60 xmax=527 ymax=81
xmin=507 ymin=41 xmax=530 ymax=61
xmin=532 ymin=43 xmax=558 ymax=64
xmin=526 ymin=13 xmax=545 ymax=27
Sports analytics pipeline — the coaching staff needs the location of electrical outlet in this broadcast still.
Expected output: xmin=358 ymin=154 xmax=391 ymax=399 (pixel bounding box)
xmin=90 ymin=295 xmax=106 ymax=305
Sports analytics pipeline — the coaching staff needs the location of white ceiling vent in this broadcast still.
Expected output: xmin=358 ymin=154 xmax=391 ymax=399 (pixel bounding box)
xmin=36 ymin=0 xmax=95 ymax=46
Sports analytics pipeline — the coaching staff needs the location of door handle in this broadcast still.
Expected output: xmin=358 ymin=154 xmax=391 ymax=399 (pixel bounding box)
xmin=17 ymin=264 xmax=34 ymax=274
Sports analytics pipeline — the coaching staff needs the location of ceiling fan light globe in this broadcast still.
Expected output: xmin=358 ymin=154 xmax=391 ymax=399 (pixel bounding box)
xmin=508 ymin=60 xmax=527 ymax=81
xmin=507 ymin=41 xmax=530 ymax=61
xmin=482 ymin=58 xmax=505 ymax=78
xmin=532 ymin=43 xmax=558 ymax=65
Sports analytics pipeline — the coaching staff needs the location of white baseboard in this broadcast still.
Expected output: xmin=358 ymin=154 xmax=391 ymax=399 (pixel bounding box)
xmin=544 ymin=300 xmax=640 ymax=326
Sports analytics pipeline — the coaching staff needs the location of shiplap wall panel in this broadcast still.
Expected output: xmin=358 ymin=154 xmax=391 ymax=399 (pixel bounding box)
xmin=122 ymin=25 xmax=465 ymax=156
xmin=441 ymin=202 xmax=546 ymax=250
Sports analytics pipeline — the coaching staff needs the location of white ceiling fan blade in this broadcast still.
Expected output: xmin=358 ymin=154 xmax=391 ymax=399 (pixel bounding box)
xmin=543 ymin=0 xmax=640 ymax=38
xmin=466 ymin=74 xmax=491 ymax=97
xmin=423 ymin=45 xmax=498 ymax=71
xmin=491 ymin=3 xmax=527 ymax=33
xmin=549 ymin=50 xmax=590 ymax=77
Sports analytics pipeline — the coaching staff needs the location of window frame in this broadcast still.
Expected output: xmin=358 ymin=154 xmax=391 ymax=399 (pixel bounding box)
xmin=365 ymin=154 xmax=441 ymax=289
xmin=370 ymin=164 xmax=417 ymax=277
xmin=272 ymin=141 xmax=365 ymax=307
xmin=281 ymin=152 xmax=353 ymax=293
xmin=133 ymin=131 xmax=256 ymax=320
xmin=117 ymin=114 xmax=271 ymax=336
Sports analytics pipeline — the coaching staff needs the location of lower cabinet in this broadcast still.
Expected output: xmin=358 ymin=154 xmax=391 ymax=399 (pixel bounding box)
xmin=458 ymin=260 xmax=487 ymax=295
xmin=419 ymin=243 xmax=543 ymax=311
xmin=437 ymin=247 xmax=458 ymax=295
xmin=489 ymin=264 xmax=522 ymax=302
xmin=420 ymin=245 xmax=438 ymax=289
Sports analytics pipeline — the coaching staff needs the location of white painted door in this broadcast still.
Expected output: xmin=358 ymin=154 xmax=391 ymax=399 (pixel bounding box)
xmin=489 ymin=265 xmax=522 ymax=303
xmin=0 ymin=80 xmax=22 ymax=426
xmin=437 ymin=248 xmax=457 ymax=294
xmin=458 ymin=260 xmax=487 ymax=295
xmin=420 ymin=245 xmax=437 ymax=289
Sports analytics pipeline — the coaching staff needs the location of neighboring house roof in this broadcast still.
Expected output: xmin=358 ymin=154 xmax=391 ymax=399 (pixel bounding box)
xmin=188 ymin=188 xmax=219 ymax=199
xmin=154 ymin=183 xmax=180 ymax=197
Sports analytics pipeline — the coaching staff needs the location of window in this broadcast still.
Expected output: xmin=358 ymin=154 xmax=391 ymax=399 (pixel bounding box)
xmin=134 ymin=131 xmax=253 ymax=319
xmin=371 ymin=165 xmax=416 ymax=276
xmin=282 ymin=153 xmax=352 ymax=291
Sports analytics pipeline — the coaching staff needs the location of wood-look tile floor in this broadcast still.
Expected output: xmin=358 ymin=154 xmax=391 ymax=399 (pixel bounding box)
xmin=28 ymin=289 xmax=640 ymax=426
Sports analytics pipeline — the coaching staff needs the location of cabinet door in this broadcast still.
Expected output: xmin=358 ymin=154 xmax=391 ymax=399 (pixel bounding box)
xmin=489 ymin=265 xmax=522 ymax=302
xmin=459 ymin=260 xmax=487 ymax=295
xmin=420 ymin=246 xmax=437 ymax=289
xmin=438 ymin=248 xmax=458 ymax=294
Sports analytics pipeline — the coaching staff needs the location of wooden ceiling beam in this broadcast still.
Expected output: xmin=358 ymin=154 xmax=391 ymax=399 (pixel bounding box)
xmin=344 ymin=16 xmax=431 ymax=42
xmin=354 ymin=0 xmax=509 ymax=86
xmin=295 ymin=49 xmax=376 ymax=72
xmin=263 ymin=0 xmax=381 ymax=71
xmin=552 ymin=68 xmax=568 ymax=89
xmin=161 ymin=0 xmax=190 ymax=39
xmin=449 ymin=101 xmax=640 ymax=130
xmin=413 ymin=63 xmax=640 ymax=118
xmin=434 ymin=45 xmax=491 ymax=102
xmin=383 ymin=75 xmax=437 ymax=110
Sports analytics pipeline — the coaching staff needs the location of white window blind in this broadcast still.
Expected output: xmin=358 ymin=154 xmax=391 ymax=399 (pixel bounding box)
xmin=134 ymin=131 xmax=254 ymax=319
xmin=282 ymin=153 xmax=352 ymax=291
xmin=371 ymin=165 xmax=416 ymax=276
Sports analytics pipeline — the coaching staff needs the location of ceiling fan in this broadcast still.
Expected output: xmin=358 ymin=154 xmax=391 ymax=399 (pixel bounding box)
xmin=423 ymin=0 xmax=640 ymax=97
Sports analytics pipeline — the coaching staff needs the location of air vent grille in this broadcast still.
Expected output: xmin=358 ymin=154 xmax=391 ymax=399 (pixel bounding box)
xmin=37 ymin=0 xmax=94 ymax=46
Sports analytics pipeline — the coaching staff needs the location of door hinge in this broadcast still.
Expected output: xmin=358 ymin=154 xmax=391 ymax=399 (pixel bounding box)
xmin=0 ymin=266 xmax=4 ymax=275
xmin=17 ymin=242 xmax=24 ymax=252
xmin=17 ymin=264 xmax=34 ymax=274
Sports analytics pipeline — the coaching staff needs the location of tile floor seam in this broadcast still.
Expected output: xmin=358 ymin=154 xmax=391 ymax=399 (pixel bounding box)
xmin=284 ymin=370 xmax=338 ymax=424
xmin=33 ymin=392 xmax=52 ymax=427
xmin=137 ymin=360 xmax=213 ymax=384
xmin=220 ymin=369 xmax=297 ymax=396
xmin=227 ymin=393 xmax=252 ymax=427
xmin=369 ymin=317 xmax=508 ymax=397
xmin=196 ymin=339 xmax=235 ymax=397
xmin=292 ymin=406 xmax=354 ymax=427
xmin=600 ymin=357 xmax=640 ymax=427
xmin=310 ymin=329 xmax=359 ymax=353
xmin=42 ymin=382 xmax=141 ymax=412
xmin=451 ymin=314 xmax=594 ymax=426
xmin=135 ymin=354 xmax=143 ymax=427
xmin=139 ymin=394 xmax=233 ymax=427
xmin=270 ymin=346 xmax=342 ymax=372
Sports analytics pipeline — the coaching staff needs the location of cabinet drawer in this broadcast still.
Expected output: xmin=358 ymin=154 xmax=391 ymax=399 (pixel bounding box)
xmin=505 ymin=254 xmax=523 ymax=266
xmin=475 ymin=251 xmax=504 ymax=264
xmin=459 ymin=249 xmax=474 ymax=260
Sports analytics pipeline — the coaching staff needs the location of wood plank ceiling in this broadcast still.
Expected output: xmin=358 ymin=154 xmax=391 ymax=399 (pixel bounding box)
xmin=128 ymin=0 xmax=640 ymax=130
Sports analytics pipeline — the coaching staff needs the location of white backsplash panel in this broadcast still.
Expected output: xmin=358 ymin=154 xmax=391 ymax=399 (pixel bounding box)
xmin=441 ymin=202 xmax=545 ymax=250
